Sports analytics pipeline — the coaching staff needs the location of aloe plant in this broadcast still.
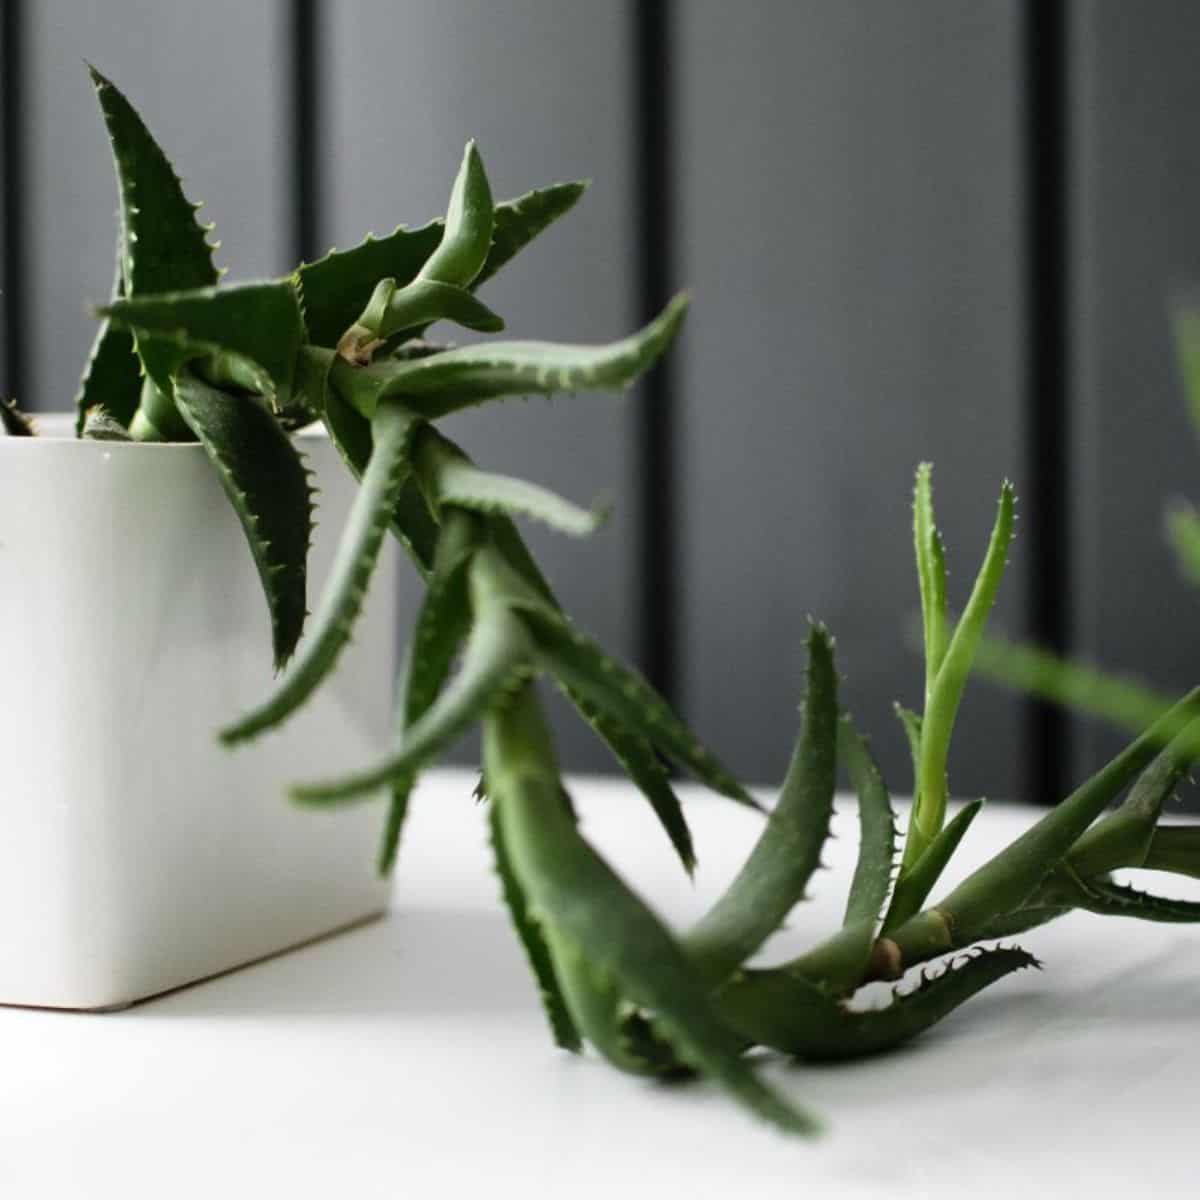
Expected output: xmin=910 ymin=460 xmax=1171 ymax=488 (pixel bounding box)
xmin=19 ymin=66 xmax=1200 ymax=1137
xmin=35 ymin=68 xmax=805 ymax=1132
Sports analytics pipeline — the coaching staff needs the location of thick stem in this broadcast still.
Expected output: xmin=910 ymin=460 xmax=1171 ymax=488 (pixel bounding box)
xmin=129 ymin=376 xmax=192 ymax=442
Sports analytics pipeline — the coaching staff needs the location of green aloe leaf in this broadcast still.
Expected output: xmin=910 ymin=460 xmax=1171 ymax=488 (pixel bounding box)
xmin=973 ymin=633 xmax=1180 ymax=749
xmin=76 ymin=235 xmax=141 ymax=431
xmin=317 ymin=355 xmax=439 ymax=575
xmin=486 ymin=686 xmax=818 ymax=1136
xmin=376 ymin=512 xmax=480 ymax=875
xmin=101 ymin=280 xmax=305 ymax=410
xmin=550 ymin=936 xmax=688 ymax=1077
xmin=475 ymin=181 xmax=587 ymax=289
xmin=774 ymin=724 xmax=898 ymax=994
xmin=894 ymin=704 xmax=923 ymax=794
xmin=296 ymin=225 xmax=442 ymax=349
xmin=1143 ymin=825 xmax=1200 ymax=879
xmin=1171 ymin=299 xmax=1200 ymax=436
xmin=893 ymin=690 xmax=1200 ymax=951
xmin=416 ymin=140 xmax=493 ymax=288
xmin=780 ymin=719 xmax=899 ymax=995
xmin=523 ymin=602 xmax=753 ymax=808
xmin=220 ymin=402 xmax=417 ymax=745
xmin=1 ymin=399 xmax=35 ymax=437
xmin=417 ymin=433 xmax=605 ymax=537
xmin=577 ymin=700 xmax=696 ymax=877
xmin=174 ymin=372 xmax=313 ymax=669
xmin=76 ymin=324 xmax=140 ymax=431
xmin=885 ymin=799 xmax=984 ymax=932
xmin=685 ymin=625 xmax=838 ymax=980
xmin=913 ymin=462 xmax=949 ymax=698
xmin=330 ymin=293 xmax=689 ymax=421
xmin=717 ymin=946 xmax=1039 ymax=1061
xmin=342 ymin=278 xmax=504 ymax=361
xmin=88 ymin=65 xmax=218 ymax=400
xmin=295 ymin=182 xmax=584 ymax=349
xmin=475 ymin=502 xmax=697 ymax=876
xmin=904 ymin=480 xmax=1015 ymax=870
xmin=972 ymin=905 xmax=1071 ymax=940
xmin=488 ymin=795 xmax=581 ymax=1052
xmin=1067 ymin=742 xmax=1189 ymax=878
xmin=1067 ymin=877 xmax=1200 ymax=923
xmin=291 ymin=578 xmax=533 ymax=805
xmin=840 ymin=717 xmax=898 ymax=928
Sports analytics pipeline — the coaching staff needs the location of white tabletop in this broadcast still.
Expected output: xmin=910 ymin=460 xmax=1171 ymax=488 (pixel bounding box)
xmin=3 ymin=769 xmax=1197 ymax=1198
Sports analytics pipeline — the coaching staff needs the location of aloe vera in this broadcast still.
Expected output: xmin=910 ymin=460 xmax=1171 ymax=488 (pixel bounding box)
xmin=26 ymin=65 xmax=1200 ymax=1138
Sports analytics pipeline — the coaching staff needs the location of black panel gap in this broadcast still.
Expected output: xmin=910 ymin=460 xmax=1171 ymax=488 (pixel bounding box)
xmin=1023 ymin=0 xmax=1074 ymax=805
xmin=289 ymin=0 xmax=321 ymax=265
xmin=632 ymin=0 xmax=678 ymax=706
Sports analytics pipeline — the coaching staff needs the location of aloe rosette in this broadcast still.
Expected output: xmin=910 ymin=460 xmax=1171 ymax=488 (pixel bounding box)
xmin=9 ymin=66 xmax=1200 ymax=1136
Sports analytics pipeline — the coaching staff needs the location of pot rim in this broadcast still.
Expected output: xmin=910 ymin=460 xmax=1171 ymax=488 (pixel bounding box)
xmin=0 ymin=411 xmax=327 ymax=449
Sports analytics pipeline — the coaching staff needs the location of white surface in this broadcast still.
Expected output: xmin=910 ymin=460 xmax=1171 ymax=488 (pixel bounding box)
xmin=0 ymin=419 xmax=391 ymax=1007
xmin=1 ymin=768 xmax=1198 ymax=1197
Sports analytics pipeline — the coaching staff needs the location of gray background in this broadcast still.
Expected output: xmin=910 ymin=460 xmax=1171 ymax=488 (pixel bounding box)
xmin=2 ymin=0 xmax=1196 ymax=800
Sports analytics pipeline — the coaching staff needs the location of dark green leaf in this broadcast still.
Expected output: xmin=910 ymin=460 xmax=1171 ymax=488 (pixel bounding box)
xmin=291 ymin=588 xmax=532 ymax=805
xmin=295 ymin=182 xmax=585 ymax=350
xmin=318 ymin=358 xmax=439 ymax=576
xmin=102 ymin=280 xmax=305 ymax=410
xmin=524 ymin=602 xmax=753 ymax=809
xmin=902 ymin=690 xmax=1200 ymax=947
xmin=885 ymin=799 xmax=984 ymax=932
xmin=377 ymin=513 xmax=480 ymax=874
xmin=331 ymin=293 xmax=689 ymax=421
xmin=475 ymin=181 xmax=587 ymax=288
xmin=88 ymin=65 xmax=218 ymax=397
xmin=685 ymin=625 xmax=838 ymax=980
xmin=174 ymin=372 xmax=313 ymax=669
xmin=220 ymin=402 xmax=416 ymax=744
xmin=717 ymin=946 xmax=1040 ymax=1061
xmin=488 ymin=796 xmax=581 ymax=1051
xmin=840 ymin=717 xmax=898 ymax=928
xmin=487 ymin=687 xmax=819 ymax=1136
xmin=76 ymin=234 xmax=141 ymax=431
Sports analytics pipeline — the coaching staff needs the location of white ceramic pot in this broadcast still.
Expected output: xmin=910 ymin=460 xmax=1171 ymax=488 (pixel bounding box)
xmin=0 ymin=415 xmax=394 ymax=1009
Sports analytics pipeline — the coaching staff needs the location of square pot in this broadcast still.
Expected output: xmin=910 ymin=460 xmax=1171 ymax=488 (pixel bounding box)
xmin=0 ymin=415 xmax=395 ymax=1009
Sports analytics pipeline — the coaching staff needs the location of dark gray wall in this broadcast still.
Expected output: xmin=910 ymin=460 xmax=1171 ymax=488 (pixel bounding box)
xmin=8 ymin=1 xmax=1200 ymax=797
xmin=676 ymin=1 xmax=1025 ymax=792
xmin=1070 ymin=1 xmax=1200 ymax=779
xmin=22 ymin=0 xmax=291 ymax=410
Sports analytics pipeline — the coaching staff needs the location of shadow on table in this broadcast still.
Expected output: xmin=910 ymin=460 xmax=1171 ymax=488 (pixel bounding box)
xmin=131 ymin=906 xmax=538 ymax=1020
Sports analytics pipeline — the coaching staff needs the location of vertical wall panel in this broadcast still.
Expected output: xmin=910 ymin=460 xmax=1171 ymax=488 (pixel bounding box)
xmin=1071 ymin=1 xmax=1200 ymax=777
xmin=678 ymin=2 xmax=1025 ymax=794
xmin=24 ymin=1 xmax=290 ymax=412
xmin=326 ymin=1 xmax=636 ymax=770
